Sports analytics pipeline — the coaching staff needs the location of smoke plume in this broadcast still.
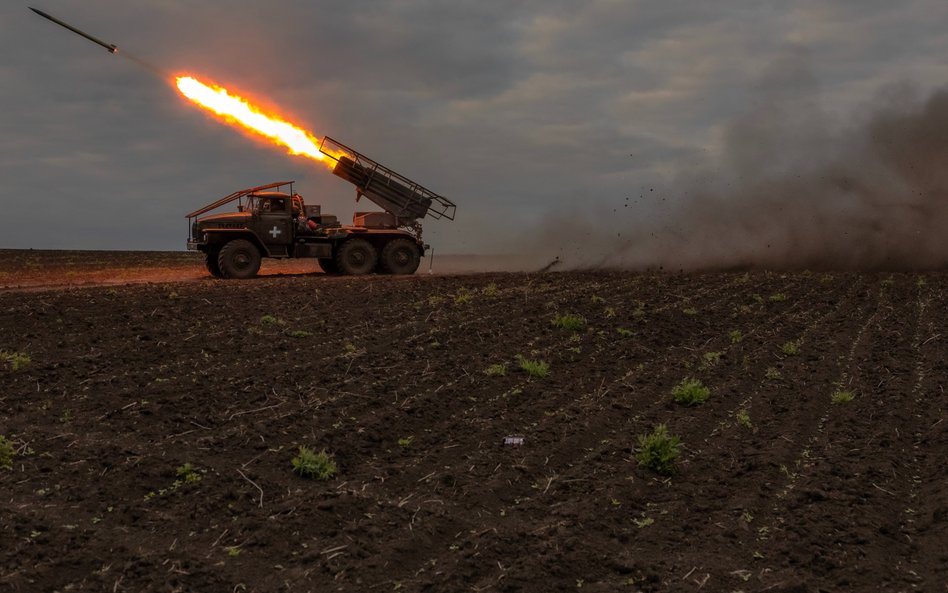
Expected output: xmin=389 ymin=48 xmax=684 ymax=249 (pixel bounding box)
xmin=522 ymin=59 xmax=948 ymax=271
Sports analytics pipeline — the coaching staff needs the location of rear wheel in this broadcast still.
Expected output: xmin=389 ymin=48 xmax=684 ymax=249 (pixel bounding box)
xmin=335 ymin=238 xmax=377 ymax=275
xmin=317 ymin=257 xmax=339 ymax=274
xmin=205 ymin=248 xmax=223 ymax=278
xmin=379 ymin=238 xmax=421 ymax=275
xmin=217 ymin=239 xmax=261 ymax=279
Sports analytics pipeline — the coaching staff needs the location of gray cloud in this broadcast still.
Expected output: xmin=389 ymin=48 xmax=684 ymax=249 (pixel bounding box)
xmin=1 ymin=0 xmax=947 ymax=266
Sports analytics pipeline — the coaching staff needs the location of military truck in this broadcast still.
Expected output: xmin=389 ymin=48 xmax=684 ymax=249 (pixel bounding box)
xmin=186 ymin=137 xmax=456 ymax=278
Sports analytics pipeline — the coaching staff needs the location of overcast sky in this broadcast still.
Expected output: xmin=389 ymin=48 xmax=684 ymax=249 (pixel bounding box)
xmin=2 ymin=1 xmax=947 ymax=260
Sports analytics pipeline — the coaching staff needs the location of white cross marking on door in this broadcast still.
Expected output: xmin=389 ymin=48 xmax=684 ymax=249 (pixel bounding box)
xmin=269 ymin=226 xmax=282 ymax=239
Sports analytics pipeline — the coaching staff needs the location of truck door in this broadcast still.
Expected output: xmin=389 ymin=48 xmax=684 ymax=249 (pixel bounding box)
xmin=258 ymin=198 xmax=292 ymax=247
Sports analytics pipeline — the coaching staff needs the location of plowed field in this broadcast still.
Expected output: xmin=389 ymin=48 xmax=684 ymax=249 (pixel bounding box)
xmin=1 ymin=256 xmax=945 ymax=592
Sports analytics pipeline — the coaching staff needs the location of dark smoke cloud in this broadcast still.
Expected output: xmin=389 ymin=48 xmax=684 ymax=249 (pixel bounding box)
xmin=520 ymin=57 xmax=948 ymax=272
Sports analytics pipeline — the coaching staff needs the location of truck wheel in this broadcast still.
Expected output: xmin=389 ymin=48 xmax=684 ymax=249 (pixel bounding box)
xmin=379 ymin=238 xmax=421 ymax=275
xmin=205 ymin=249 xmax=223 ymax=278
xmin=317 ymin=258 xmax=339 ymax=275
xmin=217 ymin=239 xmax=261 ymax=279
xmin=335 ymin=238 xmax=377 ymax=275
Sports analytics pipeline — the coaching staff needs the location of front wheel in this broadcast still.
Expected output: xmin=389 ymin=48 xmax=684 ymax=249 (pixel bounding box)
xmin=205 ymin=249 xmax=223 ymax=278
xmin=379 ymin=238 xmax=421 ymax=275
xmin=217 ymin=239 xmax=261 ymax=279
xmin=335 ymin=238 xmax=377 ymax=275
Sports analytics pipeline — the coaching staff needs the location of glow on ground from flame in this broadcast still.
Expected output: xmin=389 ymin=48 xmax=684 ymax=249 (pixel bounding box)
xmin=175 ymin=75 xmax=330 ymax=166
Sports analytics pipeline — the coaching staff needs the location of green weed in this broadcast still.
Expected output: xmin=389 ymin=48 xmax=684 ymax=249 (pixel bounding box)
xmin=603 ymin=307 xmax=616 ymax=318
xmin=260 ymin=314 xmax=285 ymax=326
xmin=729 ymin=330 xmax=744 ymax=344
xmin=617 ymin=328 xmax=634 ymax=337
xmin=291 ymin=446 xmax=337 ymax=480
xmin=682 ymin=307 xmax=698 ymax=316
xmin=397 ymin=436 xmax=414 ymax=447
xmin=635 ymin=424 xmax=681 ymax=476
xmin=516 ymin=355 xmax=550 ymax=379
xmin=288 ymin=330 xmax=312 ymax=338
xmin=765 ymin=367 xmax=782 ymax=381
xmin=590 ymin=295 xmax=606 ymax=304
xmin=768 ymin=293 xmax=788 ymax=302
xmin=672 ymin=378 xmax=710 ymax=406
xmin=781 ymin=340 xmax=801 ymax=356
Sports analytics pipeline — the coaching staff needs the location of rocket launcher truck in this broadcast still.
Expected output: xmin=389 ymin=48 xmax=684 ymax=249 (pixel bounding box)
xmin=186 ymin=137 xmax=457 ymax=278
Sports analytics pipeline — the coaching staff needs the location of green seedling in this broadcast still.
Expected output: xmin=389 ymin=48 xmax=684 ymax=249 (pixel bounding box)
xmin=0 ymin=435 xmax=15 ymax=469
xmin=617 ymin=328 xmax=634 ymax=337
xmin=736 ymin=408 xmax=753 ymax=428
xmin=397 ymin=436 xmax=414 ymax=447
xmin=0 ymin=351 xmax=31 ymax=371
xmin=590 ymin=295 xmax=606 ymax=304
xmin=260 ymin=315 xmax=285 ymax=326
xmin=765 ymin=367 xmax=782 ymax=381
xmin=603 ymin=307 xmax=616 ymax=318
xmin=485 ymin=363 xmax=507 ymax=377
xmin=701 ymin=351 xmax=722 ymax=369
xmin=781 ymin=340 xmax=801 ymax=356
xmin=672 ymin=378 xmax=710 ymax=406
xmin=552 ymin=313 xmax=585 ymax=331
xmin=287 ymin=330 xmax=312 ymax=338
xmin=176 ymin=463 xmax=202 ymax=485
xmin=454 ymin=289 xmax=472 ymax=304
xmin=291 ymin=446 xmax=337 ymax=480
xmin=768 ymin=293 xmax=788 ymax=302
xmin=633 ymin=515 xmax=654 ymax=528
xmin=682 ymin=307 xmax=698 ymax=316
xmin=831 ymin=390 xmax=855 ymax=404
xmin=636 ymin=424 xmax=681 ymax=475
xmin=516 ymin=355 xmax=550 ymax=378
xmin=729 ymin=330 xmax=743 ymax=344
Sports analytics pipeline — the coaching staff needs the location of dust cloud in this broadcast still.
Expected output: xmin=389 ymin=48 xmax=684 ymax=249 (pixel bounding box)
xmin=518 ymin=60 xmax=948 ymax=272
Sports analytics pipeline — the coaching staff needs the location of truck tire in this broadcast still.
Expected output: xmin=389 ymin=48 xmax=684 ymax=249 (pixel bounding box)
xmin=205 ymin=248 xmax=223 ymax=278
xmin=379 ymin=238 xmax=421 ymax=275
xmin=217 ymin=239 xmax=261 ymax=279
xmin=335 ymin=238 xmax=377 ymax=275
xmin=317 ymin=258 xmax=339 ymax=275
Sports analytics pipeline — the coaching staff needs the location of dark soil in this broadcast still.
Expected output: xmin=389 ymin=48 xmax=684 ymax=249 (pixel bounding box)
xmin=0 ymin=255 xmax=945 ymax=593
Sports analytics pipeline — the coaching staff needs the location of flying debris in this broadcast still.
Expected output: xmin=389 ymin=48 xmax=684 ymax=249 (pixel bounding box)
xmin=29 ymin=7 xmax=118 ymax=54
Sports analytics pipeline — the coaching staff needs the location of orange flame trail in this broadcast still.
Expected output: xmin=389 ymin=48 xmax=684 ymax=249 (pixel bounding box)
xmin=175 ymin=75 xmax=331 ymax=167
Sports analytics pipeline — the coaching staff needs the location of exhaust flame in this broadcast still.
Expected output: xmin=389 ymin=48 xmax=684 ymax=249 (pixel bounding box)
xmin=175 ymin=75 xmax=330 ymax=166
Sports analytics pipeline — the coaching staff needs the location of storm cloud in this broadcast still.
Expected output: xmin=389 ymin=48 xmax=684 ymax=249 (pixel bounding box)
xmin=1 ymin=0 xmax=947 ymax=268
